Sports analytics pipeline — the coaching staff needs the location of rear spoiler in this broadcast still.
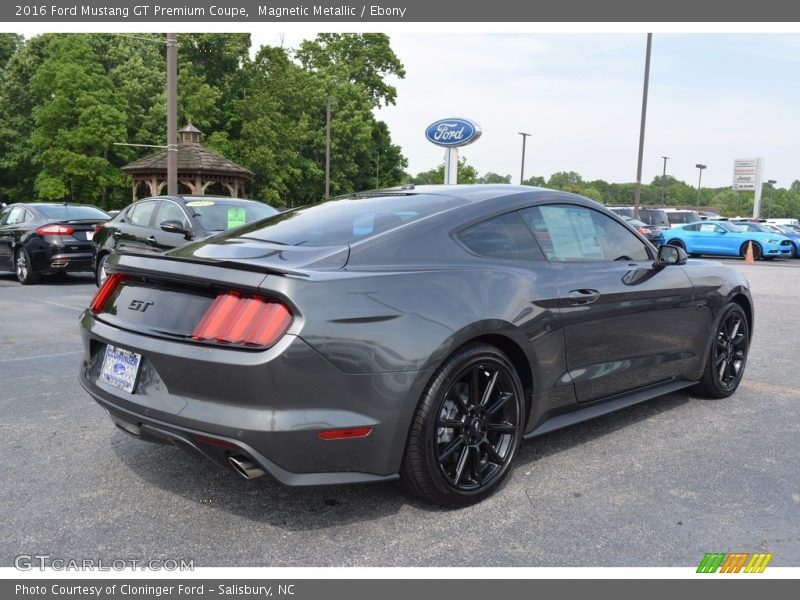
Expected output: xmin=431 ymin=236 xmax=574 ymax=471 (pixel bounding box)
xmin=107 ymin=251 xmax=304 ymax=292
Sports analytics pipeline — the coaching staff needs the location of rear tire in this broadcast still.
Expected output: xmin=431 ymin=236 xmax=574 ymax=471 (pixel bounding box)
xmin=15 ymin=248 xmax=40 ymax=285
xmin=666 ymin=239 xmax=685 ymax=250
xmin=401 ymin=343 xmax=525 ymax=507
xmin=693 ymin=303 xmax=749 ymax=399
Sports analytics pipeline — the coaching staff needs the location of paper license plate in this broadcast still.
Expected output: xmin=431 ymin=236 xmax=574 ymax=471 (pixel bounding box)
xmin=99 ymin=345 xmax=141 ymax=393
xmin=85 ymin=231 xmax=94 ymax=241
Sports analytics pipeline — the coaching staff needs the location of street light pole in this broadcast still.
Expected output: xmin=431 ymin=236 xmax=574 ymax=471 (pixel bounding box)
xmin=518 ymin=132 xmax=531 ymax=185
xmin=633 ymin=33 xmax=653 ymax=220
xmin=695 ymin=163 xmax=706 ymax=206
xmin=325 ymin=98 xmax=331 ymax=199
xmin=660 ymin=155 xmax=669 ymax=203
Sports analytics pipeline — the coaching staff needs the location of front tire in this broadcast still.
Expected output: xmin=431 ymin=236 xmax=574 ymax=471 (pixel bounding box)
xmin=693 ymin=303 xmax=749 ymax=399
xmin=739 ymin=241 xmax=762 ymax=260
xmin=401 ymin=343 xmax=525 ymax=507
xmin=15 ymin=248 xmax=40 ymax=285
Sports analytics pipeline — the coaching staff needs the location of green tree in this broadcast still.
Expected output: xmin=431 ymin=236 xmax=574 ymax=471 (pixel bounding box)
xmin=478 ymin=172 xmax=511 ymax=184
xmin=296 ymin=33 xmax=406 ymax=107
xmin=409 ymin=157 xmax=478 ymax=185
xmin=523 ymin=175 xmax=546 ymax=187
xmin=29 ymin=35 xmax=128 ymax=202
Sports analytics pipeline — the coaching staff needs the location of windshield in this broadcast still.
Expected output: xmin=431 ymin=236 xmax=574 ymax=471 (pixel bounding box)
xmin=185 ymin=200 xmax=278 ymax=232
xmin=36 ymin=205 xmax=109 ymax=221
xmin=230 ymin=193 xmax=465 ymax=247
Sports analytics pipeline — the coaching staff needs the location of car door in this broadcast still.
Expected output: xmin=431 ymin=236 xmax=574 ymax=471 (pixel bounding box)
xmin=0 ymin=206 xmax=31 ymax=269
xmin=520 ymin=204 xmax=703 ymax=403
xmin=0 ymin=206 xmax=14 ymax=269
xmin=113 ymin=199 xmax=160 ymax=254
xmin=150 ymin=199 xmax=194 ymax=252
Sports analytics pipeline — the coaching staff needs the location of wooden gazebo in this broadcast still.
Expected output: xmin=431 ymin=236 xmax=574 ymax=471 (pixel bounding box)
xmin=121 ymin=124 xmax=254 ymax=200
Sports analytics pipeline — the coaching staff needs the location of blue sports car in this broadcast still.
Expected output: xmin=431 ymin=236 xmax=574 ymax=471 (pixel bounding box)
xmin=664 ymin=220 xmax=793 ymax=260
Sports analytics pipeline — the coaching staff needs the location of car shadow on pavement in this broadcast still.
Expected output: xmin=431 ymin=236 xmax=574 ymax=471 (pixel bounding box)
xmin=111 ymin=391 xmax=692 ymax=527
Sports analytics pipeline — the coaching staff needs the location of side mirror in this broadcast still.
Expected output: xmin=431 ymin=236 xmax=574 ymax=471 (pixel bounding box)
xmin=160 ymin=220 xmax=191 ymax=238
xmin=656 ymin=244 xmax=687 ymax=266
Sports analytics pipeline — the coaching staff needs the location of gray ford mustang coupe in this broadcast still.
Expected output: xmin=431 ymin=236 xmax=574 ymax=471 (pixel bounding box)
xmin=79 ymin=185 xmax=753 ymax=506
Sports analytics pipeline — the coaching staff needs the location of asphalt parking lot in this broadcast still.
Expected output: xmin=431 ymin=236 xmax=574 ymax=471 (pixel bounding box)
xmin=1 ymin=259 xmax=798 ymax=568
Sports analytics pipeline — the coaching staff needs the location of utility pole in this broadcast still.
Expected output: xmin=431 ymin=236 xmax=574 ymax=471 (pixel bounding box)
xmin=166 ymin=33 xmax=178 ymax=196
xmin=518 ymin=132 xmax=531 ymax=185
xmin=325 ymin=98 xmax=331 ymax=199
xmin=660 ymin=155 xmax=669 ymax=203
xmin=633 ymin=33 xmax=652 ymax=220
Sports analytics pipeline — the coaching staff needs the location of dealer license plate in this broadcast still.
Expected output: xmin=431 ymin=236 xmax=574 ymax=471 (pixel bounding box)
xmin=99 ymin=345 xmax=141 ymax=394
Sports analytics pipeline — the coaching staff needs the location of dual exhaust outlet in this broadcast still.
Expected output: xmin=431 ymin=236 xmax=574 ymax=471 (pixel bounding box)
xmin=228 ymin=455 xmax=266 ymax=480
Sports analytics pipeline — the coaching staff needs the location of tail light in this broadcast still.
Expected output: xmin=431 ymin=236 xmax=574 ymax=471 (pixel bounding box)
xmin=637 ymin=226 xmax=652 ymax=235
xmin=36 ymin=224 xmax=75 ymax=236
xmin=192 ymin=292 xmax=292 ymax=348
xmin=90 ymin=273 xmax=127 ymax=313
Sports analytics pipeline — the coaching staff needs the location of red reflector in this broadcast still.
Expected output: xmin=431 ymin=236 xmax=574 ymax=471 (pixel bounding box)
xmin=192 ymin=292 xmax=292 ymax=348
xmin=36 ymin=224 xmax=75 ymax=236
xmin=318 ymin=427 xmax=372 ymax=440
xmin=90 ymin=273 xmax=127 ymax=313
xmin=194 ymin=435 xmax=240 ymax=450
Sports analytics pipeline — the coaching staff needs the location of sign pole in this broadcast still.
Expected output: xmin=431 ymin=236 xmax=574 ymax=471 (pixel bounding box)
xmin=444 ymin=148 xmax=458 ymax=184
xmin=752 ymin=157 xmax=764 ymax=219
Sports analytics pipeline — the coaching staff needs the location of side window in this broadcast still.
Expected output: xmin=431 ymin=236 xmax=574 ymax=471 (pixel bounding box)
xmin=699 ymin=223 xmax=718 ymax=233
xmin=520 ymin=205 xmax=651 ymax=262
xmin=457 ymin=212 xmax=543 ymax=260
xmin=6 ymin=206 xmax=28 ymax=225
xmin=127 ymin=201 xmax=158 ymax=227
xmin=157 ymin=201 xmax=190 ymax=229
xmin=683 ymin=224 xmax=700 ymax=231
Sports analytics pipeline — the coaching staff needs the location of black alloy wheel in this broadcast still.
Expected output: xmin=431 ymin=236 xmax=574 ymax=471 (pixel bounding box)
xmin=15 ymin=248 xmax=39 ymax=285
xmin=402 ymin=343 xmax=524 ymax=507
xmin=694 ymin=303 xmax=749 ymax=399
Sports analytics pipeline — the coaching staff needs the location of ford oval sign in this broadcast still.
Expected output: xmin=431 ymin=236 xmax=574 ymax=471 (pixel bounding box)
xmin=425 ymin=118 xmax=482 ymax=148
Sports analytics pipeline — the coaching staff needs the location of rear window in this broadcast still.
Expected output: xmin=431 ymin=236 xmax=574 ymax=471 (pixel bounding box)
xmin=36 ymin=205 xmax=109 ymax=221
xmin=184 ymin=200 xmax=278 ymax=232
xmin=234 ymin=194 xmax=464 ymax=246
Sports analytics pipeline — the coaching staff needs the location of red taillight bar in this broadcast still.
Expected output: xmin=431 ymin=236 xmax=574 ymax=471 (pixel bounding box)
xmin=90 ymin=272 xmax=127 ymax=314
xmin=36 ymin=224 xmax=75 ymax=236
xmin=192 ymin=292 xmax=292 ymax=348
xmin=318 ymin=427 xmax=373 ymax=440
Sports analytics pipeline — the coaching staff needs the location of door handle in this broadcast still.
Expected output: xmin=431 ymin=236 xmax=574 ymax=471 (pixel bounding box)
xmin=146 ymin=236 xmax=157 ymax=245
xmin=567 ymin=289 xmax=600 ymax=305
xmin=112 ymin=231 xmax=122 ymax=238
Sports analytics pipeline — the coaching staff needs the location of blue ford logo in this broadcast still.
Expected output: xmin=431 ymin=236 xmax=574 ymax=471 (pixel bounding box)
xmin=113 ymin=363 xmax=127 ymax=375
xmin=425 ymin=118 xmax=482 ymax=148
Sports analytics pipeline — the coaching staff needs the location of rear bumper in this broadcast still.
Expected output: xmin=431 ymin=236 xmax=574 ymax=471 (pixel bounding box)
xmin=78 ymin=310 xmax=428 ymax=485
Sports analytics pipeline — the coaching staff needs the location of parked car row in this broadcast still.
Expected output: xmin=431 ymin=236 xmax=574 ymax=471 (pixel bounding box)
xmin=0 ymin=197 xmax=278 ymax=285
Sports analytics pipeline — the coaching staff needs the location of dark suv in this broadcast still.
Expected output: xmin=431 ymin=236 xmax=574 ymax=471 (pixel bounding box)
xmin=92 ymin=196 xmax=278 ymax=286
xmin=607 ymin=206 xmax=671 ymax=229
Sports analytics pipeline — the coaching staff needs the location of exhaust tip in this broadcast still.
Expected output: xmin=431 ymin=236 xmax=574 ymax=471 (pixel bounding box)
xmin=228 ymin=455 xmax=266 ymax=480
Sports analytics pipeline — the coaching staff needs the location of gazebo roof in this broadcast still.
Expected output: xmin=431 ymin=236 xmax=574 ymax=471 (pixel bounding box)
xmin=121 ymin=125 xmax=254 ymax=180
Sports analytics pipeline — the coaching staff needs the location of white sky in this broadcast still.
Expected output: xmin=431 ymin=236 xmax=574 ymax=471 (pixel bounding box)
xmin=253 ymin=31 xmax=800 ymax=189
